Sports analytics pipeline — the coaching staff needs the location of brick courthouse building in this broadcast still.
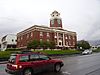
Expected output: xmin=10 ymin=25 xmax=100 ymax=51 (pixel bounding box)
xmin=17 ymin=11 xmax=77 ymax=49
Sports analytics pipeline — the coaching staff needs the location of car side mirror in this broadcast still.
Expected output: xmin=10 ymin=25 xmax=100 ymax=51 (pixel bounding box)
xmin=48 ymin=57 xmax=51 ymax=60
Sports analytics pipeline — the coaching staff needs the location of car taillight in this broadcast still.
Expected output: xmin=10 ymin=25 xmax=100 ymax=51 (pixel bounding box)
xmin=12 ymin=65 xmax=18 ymax=69
xmin=19 ymin=65 xmax=22 ymax=68
xmin=12 ymin=65 xmax=22 ymax=69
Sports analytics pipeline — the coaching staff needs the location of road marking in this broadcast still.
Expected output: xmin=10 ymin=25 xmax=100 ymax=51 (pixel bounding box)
xmin=62 ymin=71 xmax=71 ymax=75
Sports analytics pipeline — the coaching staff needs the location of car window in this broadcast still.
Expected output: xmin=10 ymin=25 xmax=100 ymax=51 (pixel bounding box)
xmin=19 ymin=55 xmax=29 ymax=62
xmin=30 ymin=54 xmax=39 ymax=61
xmin=39 ymin=54 xmax=49 ymax=60
xmin=9 ymin=55 xmax=16 ymax=64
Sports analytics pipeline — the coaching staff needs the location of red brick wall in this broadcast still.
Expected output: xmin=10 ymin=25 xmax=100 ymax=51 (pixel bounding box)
xmin=17 ymin=30 xmax=55 ymax=48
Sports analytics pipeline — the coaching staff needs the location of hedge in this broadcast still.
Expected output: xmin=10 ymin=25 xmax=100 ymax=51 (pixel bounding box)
xmin=0 ymin=50 xmax=81 ymax=60
xmin=93 ymin=48 xmax=100 ymax=52
xmin=5 ymin=48 xmax=21 ymax=51
xmin=33 ymin=50 xmax=81 ymax=55
xmin=0 ymin=51 xmax=11 ymax=59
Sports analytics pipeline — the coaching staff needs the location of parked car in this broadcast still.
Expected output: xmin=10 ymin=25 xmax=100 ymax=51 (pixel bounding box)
xmin=5 ymin=51 xmax=64 ymax=75
xmin=82 ymin=49 xmax=92 ymax=55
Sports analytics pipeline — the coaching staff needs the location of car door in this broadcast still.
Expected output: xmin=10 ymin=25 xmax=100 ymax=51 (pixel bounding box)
xmin=30 ymin=54 xmax=45 ymax=73
xmin=39 ymin=54 xmax=53 ymax=71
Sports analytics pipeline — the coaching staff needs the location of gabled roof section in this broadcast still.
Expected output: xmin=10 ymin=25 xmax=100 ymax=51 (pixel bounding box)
xmin=17 ymin=25 xmax=76 ymax=36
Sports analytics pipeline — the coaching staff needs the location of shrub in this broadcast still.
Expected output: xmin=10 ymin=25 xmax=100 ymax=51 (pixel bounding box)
xmin=93 ymin=48 xmax=100 ymax=52
xmin=5 ymin=48 xmax=21 ymax=51
xmin=0 ymin=51 xmax=11 ymax=58
xmin=33 ymin=50 xmax=81 ymax=55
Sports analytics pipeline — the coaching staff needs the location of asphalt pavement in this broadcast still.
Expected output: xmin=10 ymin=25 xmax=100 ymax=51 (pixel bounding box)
xmin=1 ymin=53 xmax=100 ymax=75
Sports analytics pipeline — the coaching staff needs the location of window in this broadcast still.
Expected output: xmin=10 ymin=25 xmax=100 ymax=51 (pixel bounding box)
xmin=51 ymin=20 xmax=54 ymax=25
xmin=73 ymin=42 xmax=75 ymax=45
xmin=9 ymin=55 xmax=16 ymax=64
xmin=66 ymin=36 xmax=68 ymax=39
xmin=40 ymin=32 xmax=43 ymax=36
xmin=73 ymin=36 xmax=75 ymax=40
xmin=47 ymin=32 xmax=50 ymax=37
xmin=47 ymin=39 xmax=49 ymax=42
xmin=57 ymin=19 xmax=61 ymax=24
xmin=30 ymin=54 xmax=39 ymax=61
xmin=66 ymin=41 xmax=68 ymax=46
xmin=31 ymin=32 xmax=33 ymax=37
xmin=19 ymin=55 xmax=29 ymax=62
xmin=21 ymin=36 xmax=22 ymax=40
xmin=12 ymin=39 xmax=14 ymax=42
xmin=17 ymin=38 xmax=20 ymax=41
xmin=40 ymin=39 xmax=42 ymax=41
xmin=69 ymin=36 xmax=71 ymax=39
xmin=69 ymin=41 xmax=71 ymax=45
xmin=59 ymin=42 xmax=62 ymax=45
xmin=39 ymin=55 xmax=49 ymax=60
xmin=27 ymin=34 xmax=29 ymax=38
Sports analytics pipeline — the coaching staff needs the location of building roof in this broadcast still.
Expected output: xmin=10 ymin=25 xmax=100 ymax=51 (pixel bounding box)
xmin=17 ymin=25 xmax=76 ymax=36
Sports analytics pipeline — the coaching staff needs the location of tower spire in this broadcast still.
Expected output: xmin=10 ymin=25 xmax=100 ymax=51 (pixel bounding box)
xmin=50 ymin=10 xmax=62 ymax=28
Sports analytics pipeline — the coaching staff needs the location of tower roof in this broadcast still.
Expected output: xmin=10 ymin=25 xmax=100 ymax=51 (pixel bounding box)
xmin=51 ymin=10 xmax=60 ymax=15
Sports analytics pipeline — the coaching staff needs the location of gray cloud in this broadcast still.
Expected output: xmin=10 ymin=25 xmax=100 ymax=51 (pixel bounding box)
xmin=0 ymin=0 xmax=100 ymax=41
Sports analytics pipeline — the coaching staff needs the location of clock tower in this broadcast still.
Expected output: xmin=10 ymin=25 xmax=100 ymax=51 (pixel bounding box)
xmin=50 ymin=11 xmax=62 ymax=28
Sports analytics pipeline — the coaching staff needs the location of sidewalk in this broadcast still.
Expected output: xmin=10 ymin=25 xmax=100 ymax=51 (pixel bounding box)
xmin=0 ymin=61 xmax=8 ymax=64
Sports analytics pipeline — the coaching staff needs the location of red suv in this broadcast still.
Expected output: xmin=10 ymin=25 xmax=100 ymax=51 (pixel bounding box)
xmin=5 ymin=51 xmax=64 ymax=75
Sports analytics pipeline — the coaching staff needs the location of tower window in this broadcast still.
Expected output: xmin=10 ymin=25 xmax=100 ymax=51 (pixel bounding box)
xmin=51 ymin=20 xmax=54 ymax=25
xmin=57 ymin=19 xmax=61 ymax=24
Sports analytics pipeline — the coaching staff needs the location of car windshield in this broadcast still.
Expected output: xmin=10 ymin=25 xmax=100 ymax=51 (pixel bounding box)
xmin=9 ymin=55 xmax=16 ymax=64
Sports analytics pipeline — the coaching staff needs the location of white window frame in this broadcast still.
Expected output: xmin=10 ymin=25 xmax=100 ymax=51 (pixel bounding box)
xmin=31 ymin=32 xmax=33 ymax=37
xmin=47 ymin=32 xmax=50 ymax=37
xmin=47 ymin=39 xmax=49 ymax=42
xmin=40 ymin=39 xmax=42 ymax=41
xmin=69 ymin=35 xmax=71 ymax=39
xmin=40 ymin=32 xmax=43 ymax=36
xmin=27 ymin=34 xmax=29 ymax=38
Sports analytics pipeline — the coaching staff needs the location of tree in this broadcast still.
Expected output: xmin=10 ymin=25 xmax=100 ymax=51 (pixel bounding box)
xmin=27 ymin=41 xmax=33 ymax=49
xmin=49 ymin=41 xmax=56 ymax=50
xmin=39 ymin=41 xmax=48 ymax=50
xmin=27 ymin=40 xmax=39 ymax=50
xmin=77 ymin=40 xmax=91 ymax=50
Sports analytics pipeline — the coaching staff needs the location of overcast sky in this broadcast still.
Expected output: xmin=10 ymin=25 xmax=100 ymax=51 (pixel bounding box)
xmin=0 ymin=0 xmax=100 ymax=41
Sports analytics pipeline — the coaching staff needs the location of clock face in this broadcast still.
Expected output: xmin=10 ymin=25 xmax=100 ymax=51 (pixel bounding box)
xmin=57 ymin=19 xmax=61 ymax=24
xmin=51 ymin=20 xmax=54 ymax=25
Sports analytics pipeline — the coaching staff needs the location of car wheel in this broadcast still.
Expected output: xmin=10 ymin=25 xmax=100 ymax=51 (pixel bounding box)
xmin=23 ymin=69 xmax=33 ymax=75
xmin=54 ymin=64 xmax=61 ymax=72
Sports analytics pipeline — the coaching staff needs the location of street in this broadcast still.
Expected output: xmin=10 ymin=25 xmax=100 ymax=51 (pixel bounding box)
xmin=1 ymin=53 xmax=100 ymax=75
